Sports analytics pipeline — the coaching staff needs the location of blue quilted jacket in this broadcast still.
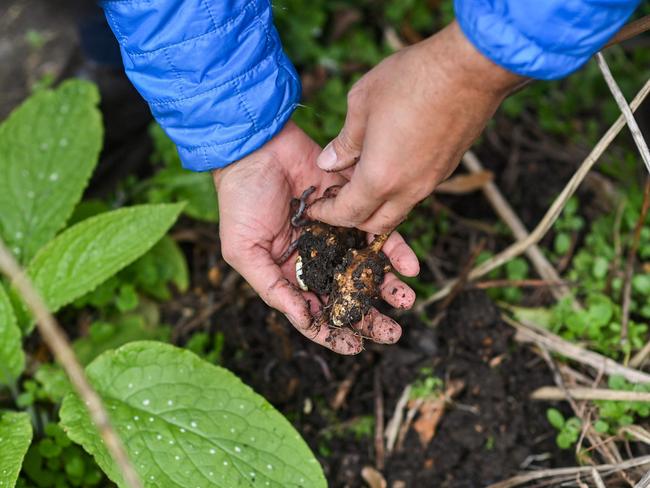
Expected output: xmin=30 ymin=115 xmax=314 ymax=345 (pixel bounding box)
xmin=101 ymin=0 xmax=640 ymax=172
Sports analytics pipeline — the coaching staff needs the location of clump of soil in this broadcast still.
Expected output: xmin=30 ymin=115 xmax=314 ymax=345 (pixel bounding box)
xmin=296 ymin=222 xmax=365 ymax=294
xmin=295 ymin=218 xmax=391 ymax=328
xmin=328 ymin=234 xmax=391 ymax=327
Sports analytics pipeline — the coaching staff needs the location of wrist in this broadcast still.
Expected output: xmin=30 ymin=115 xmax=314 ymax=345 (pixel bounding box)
xmin=430 ymin=21 xmax=525 ymax=97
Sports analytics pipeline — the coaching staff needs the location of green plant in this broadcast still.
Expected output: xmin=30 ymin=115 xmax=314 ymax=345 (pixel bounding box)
xmin=143 ymin=124 xmax=219 ymax=223
xmin=410 ymin=367 xmax=444 ymax=400
xmin=0 ymin=81 xmax=325 ymax=488
xmin=546 ymin=408 xmax=582 ymax=449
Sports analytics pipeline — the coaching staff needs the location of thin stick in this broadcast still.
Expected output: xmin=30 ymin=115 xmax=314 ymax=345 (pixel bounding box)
xmin=0 ymin=240 xmax=143 ymax=488
xmin=503 ymin=314 xmax=650 ymax=384
xmin=631 ymin=341 xmax=650 ymax=369
xmin=373 ymin=368 xmax=385 ymax=470
xmin=592 ymin=468 xmax=607 ymax=488
xmin=621 ymin=177 xmax=650 ymax=346
xmin=426 ymin=78 xmax=650 ymax=304
xmin=531 ymin=386 xmax=650 ymax=402
xmin=487 ymin=455 xmax=650 ymax=488
xmin=635 ymin=468 xmax=650 ymax=488
xmin=385 ymin=385 xmax=411 ymax=454
xmin=596 ymin=53 xmax=650 ymax=175
xmin=474 ymin=279 xmax=571 ymax=290
xmin=605 ymin=15 xmax=650 ymax=48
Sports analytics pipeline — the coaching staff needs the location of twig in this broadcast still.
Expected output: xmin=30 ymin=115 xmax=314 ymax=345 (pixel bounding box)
xmin=621 ymin=177 xmax=650 ymax=346
xmin=634 ymin=468 xmax=650 ymax=488
xmin=596 ymin=53 xmax=650 ymax=175
xmin=330 ymin=363 xmax=360 ymax=410
xmin=384 ymin=385 xmax=411 ymax=454
xmin=474 ymin=279 xmax=571 ymax=290
xmin=427 ymin=78 xmax=650 ymax=304
xmin=396 ymin=398 xmax=423 ymax=451
xmin=631 ymin=341 xmax=650 ymax=369
xmin=0 ymin=240 xmax=142 ymax=488
xmin=605 ymin=15 xmax=650 ymax=48
xmin=592 ymin=468 xmax=607 ymax=488
xmin=503 ymin=314 xmax=650 ymax=384
xmin=531 ymin=386 xmax=650 ymax=402
xmin=374 ymin=368 xmax=385 ymax=470
xmin=487 ymin=455 xmax=650 ymax=488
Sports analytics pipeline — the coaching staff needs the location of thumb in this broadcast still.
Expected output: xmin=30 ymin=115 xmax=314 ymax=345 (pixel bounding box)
xmin=317 ymin=91 xmax=368 ymax=172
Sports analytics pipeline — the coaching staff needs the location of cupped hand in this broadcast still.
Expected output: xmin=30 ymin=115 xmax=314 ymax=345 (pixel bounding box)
xmin=308 ymin=21 xmax=524 ymax=234
xmin=212 ymin=121 xmax=420 ymax=354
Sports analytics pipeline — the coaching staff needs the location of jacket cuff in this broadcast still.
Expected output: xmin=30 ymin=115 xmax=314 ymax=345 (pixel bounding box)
xmin=102 ymin=0 xmax=301 ymax=171
xmin=454 ymin=0 xmax=640 ymax=80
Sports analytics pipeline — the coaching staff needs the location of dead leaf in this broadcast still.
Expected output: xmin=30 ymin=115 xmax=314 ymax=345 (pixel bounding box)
xmin=412 ymin=380 xmax=464 ymax=447
xmin=436 ymin=170 xmax=493 ymax=194
xmin=361 ymin=466 xmax=387 ymax=488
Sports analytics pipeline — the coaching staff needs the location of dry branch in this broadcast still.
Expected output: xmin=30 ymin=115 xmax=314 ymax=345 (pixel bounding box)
xmin=0 ymin=240 xmax=143 ymax=488
xmin=425 ymin=78 xmax=650 ymax=304
xmin=596 ymin=53 xmax=650 ymax=175
xmin=503 ymin=315 xmax=650 ymax=384
xmin=531 ymin=386 xmax=650 ymax=402
xmin=487 ymin=455 xmax=650 ymax=488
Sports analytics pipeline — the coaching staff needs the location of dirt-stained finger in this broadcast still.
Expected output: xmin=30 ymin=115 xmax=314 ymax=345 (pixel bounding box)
xmin=367 ymin=231 xmax=420 ymax=277
xmin=380 ymin=273 xmax=416 ymax=309
xmin=350 ymin=308 xmax=402 ymax=344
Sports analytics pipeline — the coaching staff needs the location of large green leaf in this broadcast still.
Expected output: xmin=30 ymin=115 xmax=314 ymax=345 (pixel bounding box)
xmin=0 ymin=411 xmax=33 ymax=487
xmin=60 ymin=342 xmax=326 ymax=488
xmin=25 ymin=203 xmax=184 ymax=324
xmin=0 ymin=283 xmax=24 ymax=386
xmin=0 ymin=80 xmax=102 ymax=263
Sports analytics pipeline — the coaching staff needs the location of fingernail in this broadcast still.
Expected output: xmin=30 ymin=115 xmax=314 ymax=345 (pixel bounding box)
xmin=317 ymin=143 xmax=338 ymax=171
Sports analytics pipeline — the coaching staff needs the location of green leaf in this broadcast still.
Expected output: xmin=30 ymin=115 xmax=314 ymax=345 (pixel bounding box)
xmin=546 ymin=408 xmax=565 ymax=429
xmin=60 ymin=342 xmax=326 ymax=488
xmin=554 ymin=233 xmax=571 ymax=255
xmin=0 ymin=283 xmax=24 ymax=386
xmin=23 ymin=203 xmax=183 ymax=329
xmin=0 ymin=80 xmax=102 ymax=263
xmin=0 ymin=411 xmax=33 ymax=487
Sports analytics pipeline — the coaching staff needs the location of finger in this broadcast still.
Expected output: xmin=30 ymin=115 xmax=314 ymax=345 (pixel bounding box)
xmin=317 ymin=87 xmax=369 ymax=172
xmin=370 ymin=231 xmax=420 ymax=277
xmin=380 ymin=273 xmax=416 ymax=310
xmin=350 ymin=308 xmax=402 ymax=344
xmin=307 ymin=178 xmax=384 ymax=228
xmin=356 ymin=199 xmax=412 ymax=236
xmin=296 ymin=297 xmax=364 ymax=354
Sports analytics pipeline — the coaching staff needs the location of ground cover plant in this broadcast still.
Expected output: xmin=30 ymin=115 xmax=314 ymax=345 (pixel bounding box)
xmin=2 ymin=0 xmax=650 ymax=486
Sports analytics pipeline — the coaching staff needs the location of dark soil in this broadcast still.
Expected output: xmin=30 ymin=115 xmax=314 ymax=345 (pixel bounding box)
xmin=297 ymin=222 xmax=366 ymax=295
xmin=188 ymin=278 xmax=572 ymax=487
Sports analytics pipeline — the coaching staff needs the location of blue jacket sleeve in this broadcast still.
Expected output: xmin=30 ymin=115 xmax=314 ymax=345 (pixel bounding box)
xmin=100 ymin=0 xmax=301 ymax=171
xmin=455 ymin=0 xmax=641 ymax=80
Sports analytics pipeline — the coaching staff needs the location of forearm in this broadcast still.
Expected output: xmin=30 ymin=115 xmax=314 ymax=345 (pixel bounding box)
xmin=100 ymin=0 xmax=301 ymax=171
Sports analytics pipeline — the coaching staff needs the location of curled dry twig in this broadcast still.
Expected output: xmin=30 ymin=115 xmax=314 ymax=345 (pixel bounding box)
xmin=0 ymin=239 xmax=143 ymax=488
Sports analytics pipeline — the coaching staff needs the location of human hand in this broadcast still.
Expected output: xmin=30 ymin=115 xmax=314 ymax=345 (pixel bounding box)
xmin=308 ymin=21 xmax=524 ymax=234
xmin=212 ymin=121 xmax=420 ymax=354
